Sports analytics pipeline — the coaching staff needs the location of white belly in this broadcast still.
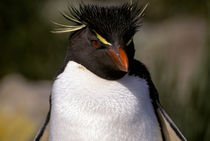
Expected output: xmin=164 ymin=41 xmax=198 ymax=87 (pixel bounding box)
xmin=49 ymin=61 xmax=162 ymax=141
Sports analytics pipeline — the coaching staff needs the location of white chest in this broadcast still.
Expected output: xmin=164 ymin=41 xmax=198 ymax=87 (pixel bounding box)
xmin=49 ymin=61 xmax=162 ymax=141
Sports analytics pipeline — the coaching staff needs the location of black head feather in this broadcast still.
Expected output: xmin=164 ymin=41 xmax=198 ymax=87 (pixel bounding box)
xmin=60 ymin=2 xmax=147 ymax=41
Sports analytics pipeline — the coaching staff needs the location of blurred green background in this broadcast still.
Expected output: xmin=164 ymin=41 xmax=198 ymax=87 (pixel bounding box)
xmin=0 ymin=0 xmax=209 ymax=140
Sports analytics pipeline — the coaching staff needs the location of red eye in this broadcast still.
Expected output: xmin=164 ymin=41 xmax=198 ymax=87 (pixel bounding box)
xmin=91 ymin=40 xmax=100 ymax=48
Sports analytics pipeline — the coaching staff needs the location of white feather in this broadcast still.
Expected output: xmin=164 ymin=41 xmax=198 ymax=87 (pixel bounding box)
xmin=50 ymin=61 xmax=162 ymax=141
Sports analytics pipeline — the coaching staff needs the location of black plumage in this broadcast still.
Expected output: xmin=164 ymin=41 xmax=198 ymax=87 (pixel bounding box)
xmin=34 ymin=2 xmax=187 ymax=141
xmin=64 ymin=3 xmax=143 ymax=42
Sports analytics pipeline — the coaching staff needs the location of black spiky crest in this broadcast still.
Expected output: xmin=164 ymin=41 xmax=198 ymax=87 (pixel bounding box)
xmin=54 ymin=2 xmax=148 ymax=41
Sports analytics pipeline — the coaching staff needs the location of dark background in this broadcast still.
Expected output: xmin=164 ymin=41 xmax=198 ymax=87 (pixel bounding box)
xmin=0 ymin=0 xmax=209 ymax=140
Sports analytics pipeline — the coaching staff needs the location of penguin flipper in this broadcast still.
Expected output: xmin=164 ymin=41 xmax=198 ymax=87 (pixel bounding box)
xmin=34 ymin=123 xmax=49 ymax=141
xmin=33 ymin=108 xmax=50 ymax=141
xmin=156 ymin=102 xmax=187 ymax=141
xmin=34 ymin=94 xmax=51 ymax=141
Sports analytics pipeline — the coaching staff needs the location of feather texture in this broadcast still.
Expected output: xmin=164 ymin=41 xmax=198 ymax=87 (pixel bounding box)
xmin=52 ymin=2 xmax=148 ymax=36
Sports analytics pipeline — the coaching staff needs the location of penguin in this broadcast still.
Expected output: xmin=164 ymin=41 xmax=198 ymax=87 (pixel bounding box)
xmin=34 ymin=2 xmax=187 ymax=141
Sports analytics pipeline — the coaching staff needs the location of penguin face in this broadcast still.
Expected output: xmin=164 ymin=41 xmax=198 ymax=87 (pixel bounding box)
xmin=66 ymin=27 xmax=135 ymax=80
xmin=54 ymin=3 xmax=145 ymax=79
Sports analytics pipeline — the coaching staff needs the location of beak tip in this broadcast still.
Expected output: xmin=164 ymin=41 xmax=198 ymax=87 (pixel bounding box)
xmin=118 ymin=62 xmax=128 ymax=72
xmin=120 ymin=65 xmax=129 ymax=72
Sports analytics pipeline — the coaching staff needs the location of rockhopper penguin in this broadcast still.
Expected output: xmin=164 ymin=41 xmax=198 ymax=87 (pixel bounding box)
xmin=34 ymin=2 xmax=187 ymax=141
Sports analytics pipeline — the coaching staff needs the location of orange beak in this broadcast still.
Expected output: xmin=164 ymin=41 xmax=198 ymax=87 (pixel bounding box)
xmin=108 ymin=47 xmax=129 ymax=72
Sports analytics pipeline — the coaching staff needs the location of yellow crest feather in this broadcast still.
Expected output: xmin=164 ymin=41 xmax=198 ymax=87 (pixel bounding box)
xmin=93 ymin=31 xmax=112 ymax=45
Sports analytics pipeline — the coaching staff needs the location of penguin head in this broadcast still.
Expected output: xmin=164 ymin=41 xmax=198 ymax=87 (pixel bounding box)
xmin=53 ymin=3 xmax=147 ymax=80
